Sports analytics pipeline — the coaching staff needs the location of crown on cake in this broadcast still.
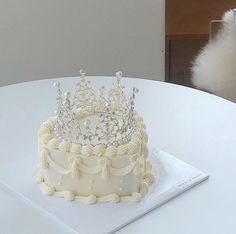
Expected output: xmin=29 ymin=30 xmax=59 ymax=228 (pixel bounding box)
xmin=53 ymin=69 xmax=139 ymax=147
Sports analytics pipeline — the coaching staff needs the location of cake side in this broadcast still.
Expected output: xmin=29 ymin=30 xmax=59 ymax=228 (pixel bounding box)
xmin=36 ymin=112 xmax=154 ymax=204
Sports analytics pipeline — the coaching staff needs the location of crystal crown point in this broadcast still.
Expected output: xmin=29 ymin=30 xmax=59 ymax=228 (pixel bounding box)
xmin=53 ymin=69 xmax=138 ymax=147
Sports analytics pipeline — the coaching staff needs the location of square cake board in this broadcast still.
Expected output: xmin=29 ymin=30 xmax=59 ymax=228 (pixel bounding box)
xmin=0 ymin=149 xmax=209 ymax=234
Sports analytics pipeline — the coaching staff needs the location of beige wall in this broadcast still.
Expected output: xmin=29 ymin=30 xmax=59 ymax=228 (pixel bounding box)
xmin=0 ymin=0 xmax=165 ymax=86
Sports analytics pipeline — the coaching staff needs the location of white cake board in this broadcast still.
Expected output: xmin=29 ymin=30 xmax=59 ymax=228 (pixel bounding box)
xmin=0 ymin=149 xmax=208 ymax=234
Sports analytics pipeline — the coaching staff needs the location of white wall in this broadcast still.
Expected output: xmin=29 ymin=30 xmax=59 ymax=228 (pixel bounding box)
xmin=0 ymin=0 xmax=165 ymax=86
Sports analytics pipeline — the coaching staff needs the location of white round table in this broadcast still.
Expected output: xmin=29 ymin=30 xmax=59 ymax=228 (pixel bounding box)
xmin=0 ymin=77 xmax=236 ymax=234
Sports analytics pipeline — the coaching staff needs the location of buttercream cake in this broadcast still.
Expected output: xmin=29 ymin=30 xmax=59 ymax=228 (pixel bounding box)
xmin=36 ymin=70 xmax=154 ymax=204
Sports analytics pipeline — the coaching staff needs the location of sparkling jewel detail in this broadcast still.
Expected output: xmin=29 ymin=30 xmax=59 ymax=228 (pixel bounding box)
xmin=53 ymin=69 xmax=139 ymax=147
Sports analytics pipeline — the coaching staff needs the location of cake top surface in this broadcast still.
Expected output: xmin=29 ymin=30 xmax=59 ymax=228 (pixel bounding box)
xmin=52 ymin=70 xmax=140 ymax=148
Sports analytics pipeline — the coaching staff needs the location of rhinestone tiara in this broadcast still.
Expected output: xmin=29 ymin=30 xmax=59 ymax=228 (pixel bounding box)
xmin=53 ymin=69 xmax=139 ymax=147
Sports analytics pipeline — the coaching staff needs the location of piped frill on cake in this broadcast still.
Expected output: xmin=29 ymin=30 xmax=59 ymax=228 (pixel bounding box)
xmin=37 ymin=111 xmax=154 ymax=203
xmin=38 ymin=111 xmax=148 ymax=158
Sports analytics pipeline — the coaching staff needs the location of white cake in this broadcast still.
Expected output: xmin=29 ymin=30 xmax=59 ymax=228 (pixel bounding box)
xmin=36 ymin=70 xmax=154 ymax=204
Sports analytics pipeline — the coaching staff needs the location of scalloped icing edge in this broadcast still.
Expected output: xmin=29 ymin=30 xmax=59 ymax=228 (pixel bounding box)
xmin=37 ymin=111 xmax=155 ymax=203
xmin=36 ymin=170 xmax=154 ymax=204
xmin=42 ymin=146 xmax=140 ymax=176
xmin=38 ymin=111 xmax=148 ymax=158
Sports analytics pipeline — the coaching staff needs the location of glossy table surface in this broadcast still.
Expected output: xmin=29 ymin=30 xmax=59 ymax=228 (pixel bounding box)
xmin=0 ymin=77 xmax=236 ymax=234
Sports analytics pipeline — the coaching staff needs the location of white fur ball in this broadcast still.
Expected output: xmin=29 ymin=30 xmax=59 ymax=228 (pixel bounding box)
xmin=192 ymin=9 xmax=236 ymax=102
